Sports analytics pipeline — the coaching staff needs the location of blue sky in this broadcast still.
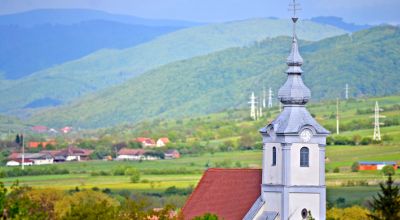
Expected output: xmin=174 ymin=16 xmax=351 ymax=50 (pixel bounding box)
xmin=0 ymin=0 xmax=399 ymax=24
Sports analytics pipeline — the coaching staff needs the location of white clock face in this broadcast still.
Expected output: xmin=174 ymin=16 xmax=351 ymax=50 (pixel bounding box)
xmin=300 ymin=129 xmax=313 ymax=142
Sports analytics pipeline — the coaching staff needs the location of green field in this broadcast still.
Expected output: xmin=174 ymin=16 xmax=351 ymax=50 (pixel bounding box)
xmin=1 ymin=145 xmax=399 ymax=207
xmin=1 ymin=95 xmax=399 ymax=209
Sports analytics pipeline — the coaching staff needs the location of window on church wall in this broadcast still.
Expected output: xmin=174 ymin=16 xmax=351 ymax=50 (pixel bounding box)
xmin=272 ymin=147 xmax=276 ymax=166
xmin=300 ymin=147 xmax=309 ymax=167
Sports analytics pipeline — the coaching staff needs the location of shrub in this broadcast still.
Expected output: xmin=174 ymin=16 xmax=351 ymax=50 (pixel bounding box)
xmin=193 ymin=213 xmax=219 ymax=220
xmin=124 ymin=168 xmax=139 ymax=176
xmin=382 ymin=165 xmax=395 ymax=176
xmin=326 ymin=136 xmax=334 ymax=145
xmin=99 ymin=170 xmax=110 ymax=176
xmin=382 ymin=135 xmax=394 ymax=142
xmin=333 ymin=167 xmax=340 ymax=173
xmin=113 ymin=166 xmax=127 ymax=176
xmin=90 ymin=171 xmax=100 ymax=176
xmin=129 ymin=170 xmax=141 ymax=183
xmin=164 ymin=185 xmax=194 ymax=196
xmin=351 ymin=162 xmax=359 ymax=172
xmin=360 ymin=137 xmax=372 ymax=145
xmin=334 ymin=136 xmax=354 ymax=145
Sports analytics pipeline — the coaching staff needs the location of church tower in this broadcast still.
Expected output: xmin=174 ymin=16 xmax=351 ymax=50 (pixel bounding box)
xmin=255 ymin=1 xmax=330 ymax=219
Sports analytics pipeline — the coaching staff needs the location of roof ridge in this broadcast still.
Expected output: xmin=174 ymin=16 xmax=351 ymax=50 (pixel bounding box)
xmin=207 ymin=168 xmax=262 ymax=171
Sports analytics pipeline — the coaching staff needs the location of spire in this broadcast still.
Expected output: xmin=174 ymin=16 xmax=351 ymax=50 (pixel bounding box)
xmin=278 ymin=0 xmax=310 ymax=106
xmin=286 ymin=0 xmax=303 ymax=71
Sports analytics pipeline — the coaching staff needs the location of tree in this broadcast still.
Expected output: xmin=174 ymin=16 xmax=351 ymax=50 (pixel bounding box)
xmin=381 ymin=165 xmax=395 ymax=176
xmin=54 ymin=190 xmax=119 ymax=219
xmin=0 ymin=182 xmax=7 ymax=218
xmin=193 ymin=213 xmax=219 ymax=220
xmin=128 ymin=169 xmax=141 ymax=183
xmin=15 ymin=134 xmax=21 ymax=146
xmin=368 ymin=175 xmax=400 ymax=220
xmin=327 ymin=206 xmax=370 ymax=220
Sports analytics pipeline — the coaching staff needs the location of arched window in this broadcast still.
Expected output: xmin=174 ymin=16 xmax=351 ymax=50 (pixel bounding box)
xmin=300 ymin=147 xmax=309 ymax=167
xmin=272 ymin=147 xmax=276 ymax=166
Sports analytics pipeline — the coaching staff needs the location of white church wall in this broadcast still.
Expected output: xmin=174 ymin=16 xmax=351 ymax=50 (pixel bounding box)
xmin=263 ymin=143 xmax=282 ymax=185
xmin=261 ymin=192 xmax=282 ymax=220
xmin=289 ymin=193 xmax=320 ymax=220
xmin=290 ymin=143 xmax=320 ymax=186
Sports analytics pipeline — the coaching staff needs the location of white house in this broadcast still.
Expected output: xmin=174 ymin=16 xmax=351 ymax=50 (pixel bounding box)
xmin=156 ymin=138 xmax=170 ymax=147
xmin=6 ymin=160 xmax=22 ymax=166
xmin=7 ymin=153 xmax=53 ymax=166
xmin=116 ymin=148 xmax=163 ymax=161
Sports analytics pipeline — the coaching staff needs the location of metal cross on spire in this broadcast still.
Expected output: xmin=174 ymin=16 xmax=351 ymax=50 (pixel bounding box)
xmin=289 ymin=0 xmax=301 ymax=38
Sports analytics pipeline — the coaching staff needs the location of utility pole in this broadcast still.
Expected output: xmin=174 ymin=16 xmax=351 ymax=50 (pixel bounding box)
xmin=268 ymin=87 xmax=273 ymax=108
xmin=262 ymin=88 xmax=266 ymax=108
xmin=372 ymin=101 xmax=385 ymax=141
xmin=345 ymin=84 xmax=349 ymax=100
xmin=249 ymin=92 xmax=257 ymax=120
xmin=21 ymin=132 xmax=25 ymax=170
xmin=259 ymin=96 xmax=263 ymax=118
xmin=336 ymin=98 xmax=340 ymax=135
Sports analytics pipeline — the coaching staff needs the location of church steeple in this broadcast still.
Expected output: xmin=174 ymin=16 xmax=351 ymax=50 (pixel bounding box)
xmin=278 ymin=0 xmax=311 ymax=106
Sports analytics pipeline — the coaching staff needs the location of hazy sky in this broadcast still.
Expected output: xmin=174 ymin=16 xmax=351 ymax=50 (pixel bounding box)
xmin=0 ymin=0 xmax=399 ymax=24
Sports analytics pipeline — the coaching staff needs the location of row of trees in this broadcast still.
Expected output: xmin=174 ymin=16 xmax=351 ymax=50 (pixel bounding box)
xmin=0 ymin=181 xmax=184 ymax=220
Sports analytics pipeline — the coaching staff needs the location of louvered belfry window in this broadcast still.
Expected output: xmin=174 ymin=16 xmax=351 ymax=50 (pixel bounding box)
xmin=272 ymin=147 xmax=277 ymax=166
xmin=300 ymin=147 xmax=309 ymax=167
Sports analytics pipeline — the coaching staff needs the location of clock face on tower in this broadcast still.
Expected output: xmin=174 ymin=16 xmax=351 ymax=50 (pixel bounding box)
xmin=300 ymin=129 xmax=313 ymax=142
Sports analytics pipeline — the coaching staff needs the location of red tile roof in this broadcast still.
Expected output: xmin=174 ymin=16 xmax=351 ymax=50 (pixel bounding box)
xmin=158 ymin=138 xmax=170 ymax=144
xmin=28 ymin=141 xmax=56 ymax=148
xmin=55 ymin=146 xmax=93 ymax=157
xmin=182 ymin=168 xmax=262 ymax=220
xmin=31 ymin=125 xmax=48 ymax=133
xmin=117 ymin=148 xmax=147 ymax=156
xmin=135 ymin=137 xmax=156 ymax=145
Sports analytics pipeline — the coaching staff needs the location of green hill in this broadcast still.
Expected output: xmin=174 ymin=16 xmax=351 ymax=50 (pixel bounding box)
xmin=28 ymin=26 xmax=400 ymax=128
xmin=0 ymin=18 xmax=345 ymax=112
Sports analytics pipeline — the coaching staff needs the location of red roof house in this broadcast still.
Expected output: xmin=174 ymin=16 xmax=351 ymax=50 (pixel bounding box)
xmin=49 ymin=146 xmax=93 ymax=161
xmin=31 ymin=126 xmax=48 ymax=133
xmin=116 ymin=148 xmax=162 ymax=161
xmin=135 ymin=137 xmax=156 ymax=147
xmin=182 ymin=168 xmax=262 ymax=220
xmin=60 ymin=126 xmax=72 ymax=134
xmin=156 ymin=138 xmax=170 ymax=147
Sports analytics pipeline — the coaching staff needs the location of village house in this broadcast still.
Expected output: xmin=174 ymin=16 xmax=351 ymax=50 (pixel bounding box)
xmin=135 ymin=137 xmax=156 ymax=148
xmin=164 ymin=149 xmax=180 ymax=159
xmin=6 ymin=152 xmax=54 ymax=166
xmin=358 ymin=161 xmax=398 ymax=171
xmin=6 ymin=159 xmax=34 ymax=166
xmin=31 ymin=125 xmax=48 ymax=133
xmin=156 ymin=137 xmax=170 ymax=147
xmin=60 ymin=126 xmax=73 ymax=134
xmin=116 ymin=148 xmax=162 ymax=161
xmin=52 ymin=146 xmax=93 ymax=161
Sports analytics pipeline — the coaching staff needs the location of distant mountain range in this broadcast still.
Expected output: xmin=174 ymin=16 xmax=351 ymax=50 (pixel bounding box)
xmin=0 ymin=9 xmax=202 ymax=79
xmin=310 ymin=16 xmax=371 ymax=32
xmin=0 ymin=17 xmax=346 ymax=113
xmin=0 ymin=9 xmax=200 ymax=27
xmin=0 ymin=21 xmax=181 ymax=79
xmin=28 ymin=26 xmax=400 ymax=128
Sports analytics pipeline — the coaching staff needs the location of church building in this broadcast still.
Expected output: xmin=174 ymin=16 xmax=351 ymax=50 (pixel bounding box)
xmin=182 ymin=1 xmax=330 ymax=219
